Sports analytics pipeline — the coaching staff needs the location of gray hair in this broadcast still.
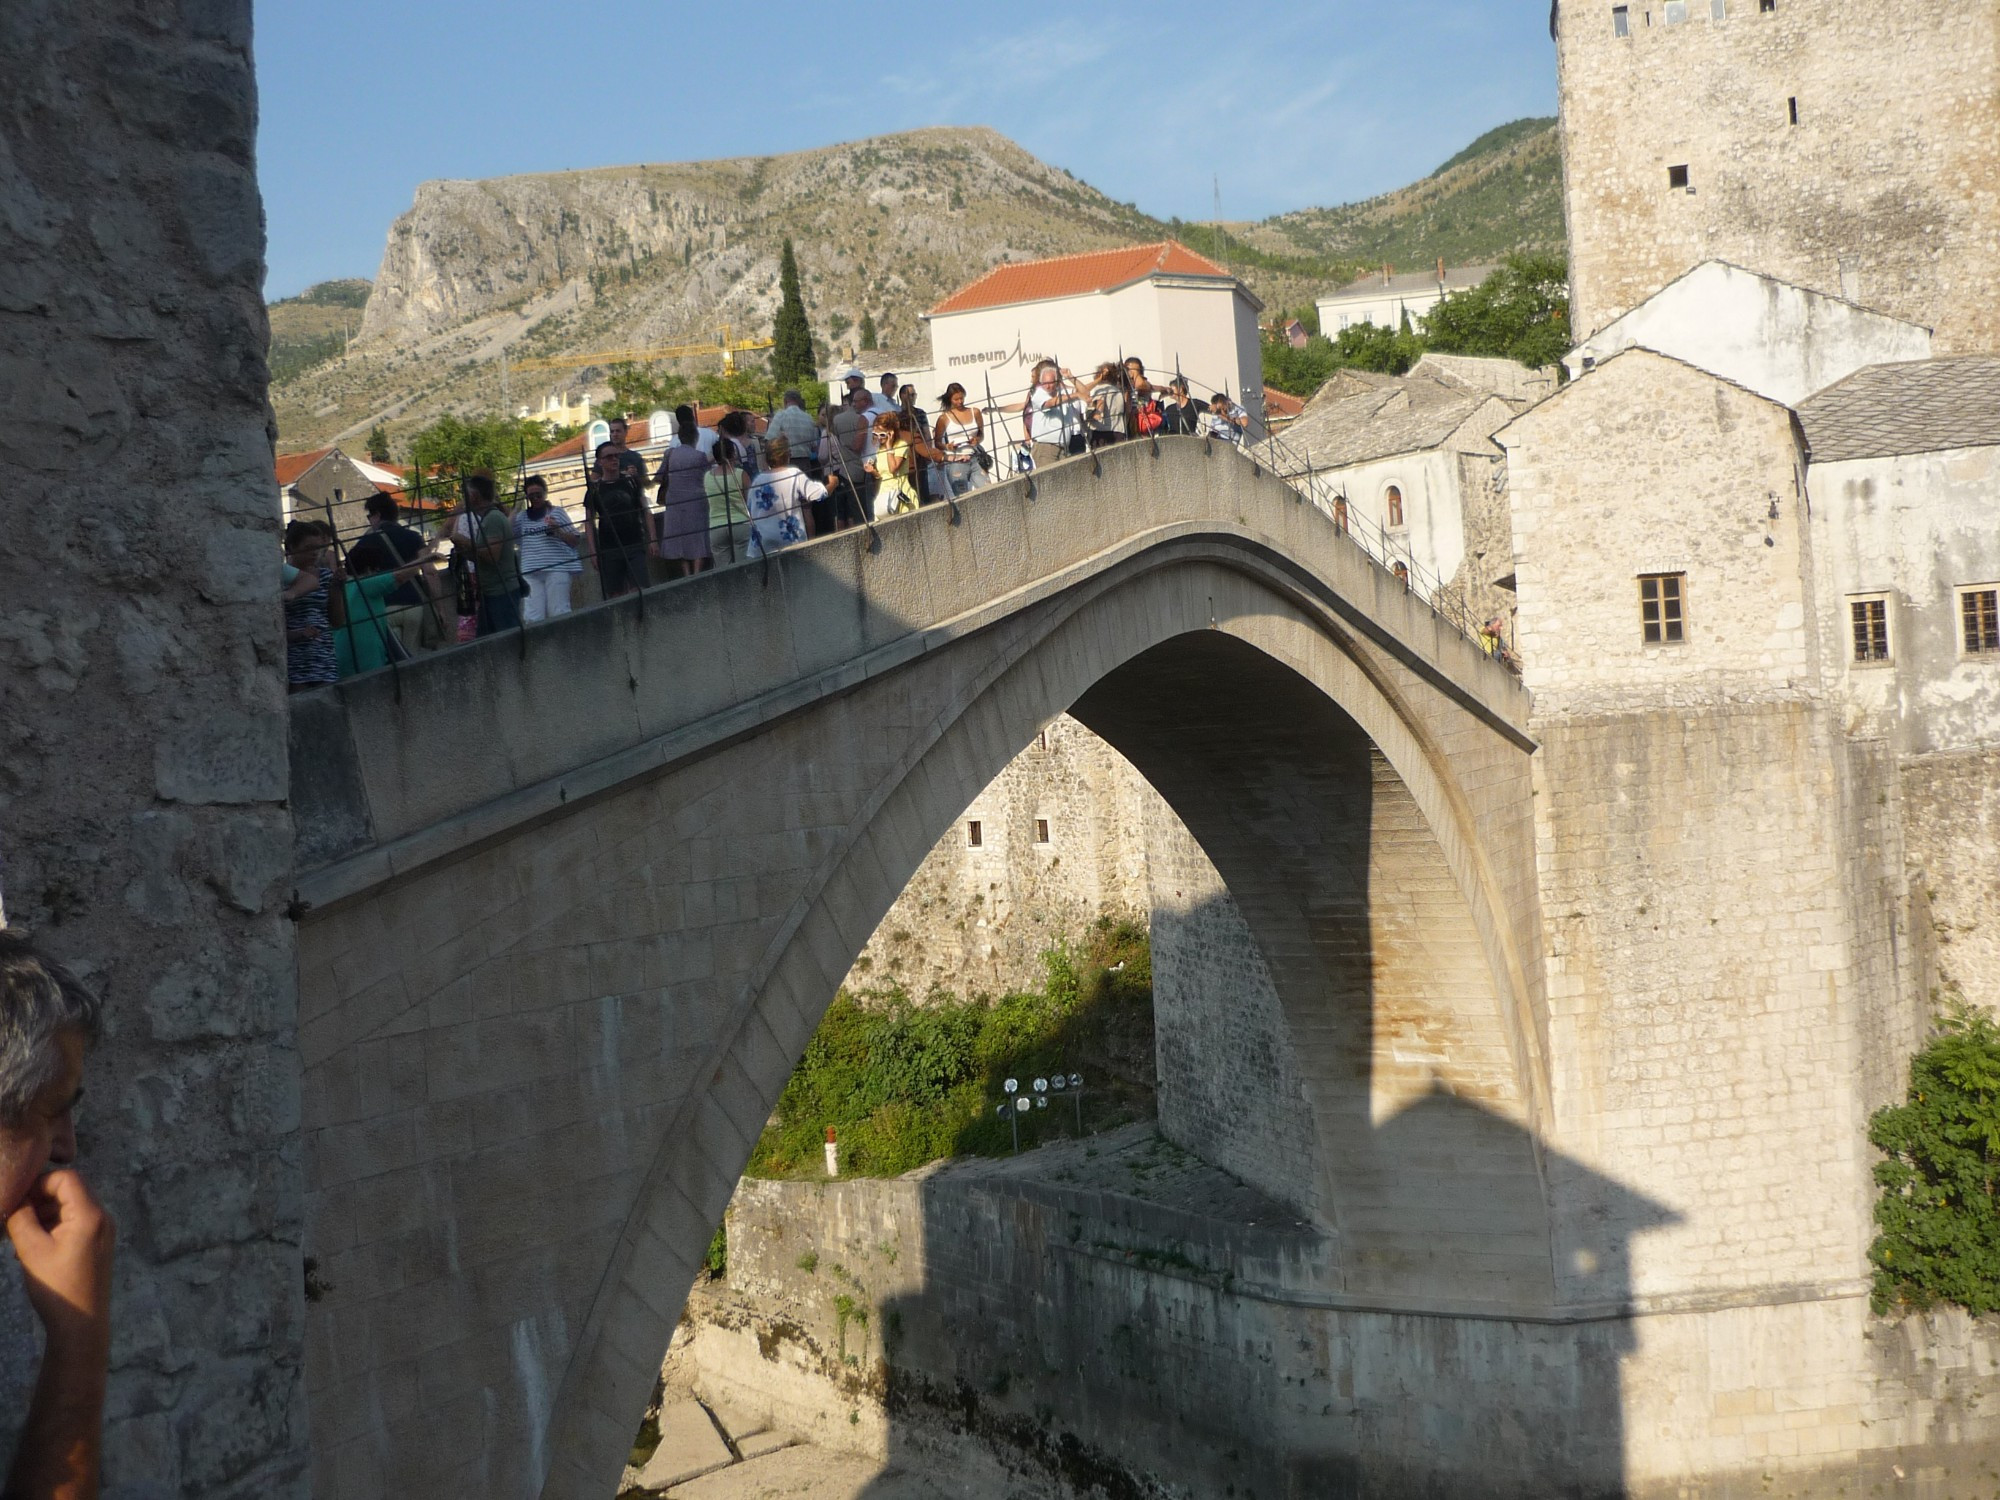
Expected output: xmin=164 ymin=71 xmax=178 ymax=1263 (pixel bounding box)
xmin=0 ymin=930 xmax=100 ymax=1127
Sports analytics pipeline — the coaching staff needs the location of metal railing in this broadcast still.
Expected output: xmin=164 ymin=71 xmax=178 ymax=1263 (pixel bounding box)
xmin=281 ymin=358 xmax=1516 ymax=698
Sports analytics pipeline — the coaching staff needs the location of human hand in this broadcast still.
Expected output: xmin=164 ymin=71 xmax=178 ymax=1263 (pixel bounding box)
xmin=7 ymin=1171 xmax=114 ymax=1354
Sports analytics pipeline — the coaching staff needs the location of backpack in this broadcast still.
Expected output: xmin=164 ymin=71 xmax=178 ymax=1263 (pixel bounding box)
xmin=1135 ymin=399 xmax=1164 ymax=435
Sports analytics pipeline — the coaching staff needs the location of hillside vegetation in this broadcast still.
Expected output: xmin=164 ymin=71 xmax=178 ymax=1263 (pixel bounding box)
xmin=1251 ymin=118 xmax=1563 ymax=273
xmin=267 ymin=278 xmax=370 ymax=384
xmin=269 ymin=119 xmax=1566 ymax=452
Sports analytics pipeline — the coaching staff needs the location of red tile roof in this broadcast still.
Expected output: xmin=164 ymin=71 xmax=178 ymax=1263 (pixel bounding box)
xmin=274 ymin=448 xmax=333 ymax=486
xmin=928 ymin=241 xmax=1233 ymax=317
xmin=1262 ymin=386 xmax=1307 ymax=419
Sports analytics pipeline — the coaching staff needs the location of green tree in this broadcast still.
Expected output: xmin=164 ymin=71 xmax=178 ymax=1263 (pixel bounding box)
xmin=858 ymin=310 xmax=878 ymax=352
xmin=769 ymin=238 xmax=818 ymax=390
xmin=365 ymin=424 xmax=391 ymax=463
xmin=408 ymin=413 xmax=559 ymax=491
xmin=1420 ymin=252 xmax=1571 ymax=370
xmin=1869 ymin=1004 xmax=2000 ymax=1316
xmin=1261 ymin=335 xmax=1341 ymax=397
xmin=603 ymin=363 xmax=693 ymax=419
xmin=694 ymin=365 xmax=780 ymax=412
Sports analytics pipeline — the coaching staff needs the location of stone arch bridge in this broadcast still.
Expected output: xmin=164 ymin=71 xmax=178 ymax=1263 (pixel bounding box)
xmin=288 ymin=437 xmax=1543 ymax=1498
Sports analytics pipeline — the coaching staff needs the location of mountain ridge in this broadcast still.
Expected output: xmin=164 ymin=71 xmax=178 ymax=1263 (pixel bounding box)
xmin=270 ymin=121 xmax=1562 ymax=450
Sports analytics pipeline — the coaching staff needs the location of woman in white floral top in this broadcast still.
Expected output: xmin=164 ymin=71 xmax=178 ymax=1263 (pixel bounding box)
xmin=744 ymin=436 xmax=824 ymax=558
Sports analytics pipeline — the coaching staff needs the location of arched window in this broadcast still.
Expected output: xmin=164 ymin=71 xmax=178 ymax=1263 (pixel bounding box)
xmin=1385 ymin=484 xmax=1405 ymax=529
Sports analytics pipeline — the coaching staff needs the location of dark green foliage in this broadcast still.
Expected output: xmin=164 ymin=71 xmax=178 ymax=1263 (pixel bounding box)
xmin=408 ymin=412 xmax=560 ymax=486
xmin=365 ymin=425 xmax=391 ymax=463
xmin=748 ymin=919 xmax=1154 ymax=1180
xmin=694 ymin=365 xmax=780 ymax=411
xmin=604 ymin=364 xmax=692 ymax=419
xmin=770 ymin=239 xmax=819 ymax=390
xmin=703 ymin=1224 xmax=727 ymax=1278
xmin=1421 ymin=252 xmax=1571 ymax=370
xmin=1869 ymin=1005 xmax=2000 ymax=1316
xmin=286 ymin=278 xmax=372 ymax=309
xmin=1261 ymin=335 xmax=1341 ymax=397
xmin=268 ymin=331 xmax=346 ymax=384
xmin=858 ymin=311 xmax=878 ymax=352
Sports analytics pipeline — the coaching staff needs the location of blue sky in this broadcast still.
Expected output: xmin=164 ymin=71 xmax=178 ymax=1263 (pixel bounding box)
xmin=255 ymin=1 xmax=1557 ymax=299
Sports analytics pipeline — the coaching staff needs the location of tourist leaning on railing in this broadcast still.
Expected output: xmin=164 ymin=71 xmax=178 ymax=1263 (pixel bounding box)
xmin=705 ymin=426 xmax=751 ymax=567
xmin=514 ymin=474 xmax=584 ymax=623
xmin=744 ymin=436 xmax=823 ymax=558
xmin=932 ymin=383 xmax=988 ymax=499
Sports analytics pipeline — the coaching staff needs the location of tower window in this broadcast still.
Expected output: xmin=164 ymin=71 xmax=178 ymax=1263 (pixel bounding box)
xmin=1759 ymin=0 xmax=1774 ymax=11
xmin=1961 ymin=588 xmax=2000 ymax=655
xmin=967 ymin=820 xmax=983 ymax=848
xmin=1385 ymin=484 xmax=1405 ymax=529
xmin=1788 ymin=97 xmax=1799 ymax=125
xmin=1612 ymin=4 xmax=1630 ymax=34
xmin=1664 ymin=0 xmax=1687 ymax=24
xmin=1034 ymin=819 xmax=1051 ymax=844
xmin=1639 ymin=573 xmax=1686 ymax=645
xmin=1668 ymin=164 xmax=1691 ymax=190
xmin=1850 ymin=597 xmax=1890 ymax=664
xmin=1711 ymin=0 xmax=1727 ymax=16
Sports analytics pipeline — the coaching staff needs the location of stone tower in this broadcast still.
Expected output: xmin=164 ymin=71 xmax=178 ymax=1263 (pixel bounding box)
xmin=1555 ymin=0 xmax=2000 ymax=351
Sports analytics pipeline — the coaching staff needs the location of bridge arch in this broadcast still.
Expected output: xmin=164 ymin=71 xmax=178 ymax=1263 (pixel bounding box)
xmin=288 ymin=441 xmax=1544 ymax=1498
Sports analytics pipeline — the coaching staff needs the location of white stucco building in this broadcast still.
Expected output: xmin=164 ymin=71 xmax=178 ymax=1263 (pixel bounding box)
xmin=1566 ymin=260 xmax=1934 ymax=405
xmin=1316 ymin=264 xmax=1494 ymax=334
xmin=921 ymin=241 xmax=1265 ymax=442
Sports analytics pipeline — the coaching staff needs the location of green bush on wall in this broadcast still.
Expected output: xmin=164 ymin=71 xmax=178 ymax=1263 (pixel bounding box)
xmin=746 ymin=918 xmax=1154 ymax=1180
xmin=1869 ymin=1003 xmax=2000 ymax=1316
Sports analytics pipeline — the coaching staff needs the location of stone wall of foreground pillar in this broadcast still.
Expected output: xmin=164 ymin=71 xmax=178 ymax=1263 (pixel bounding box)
xmin=0 ymin=3 xmax=304 ymax=1494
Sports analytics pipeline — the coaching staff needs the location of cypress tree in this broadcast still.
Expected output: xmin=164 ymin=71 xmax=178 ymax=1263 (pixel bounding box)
xmin=858 ymin=310 xmax=878 ymax=352
xmin=770 ymin=239 xmax=818 ymax=388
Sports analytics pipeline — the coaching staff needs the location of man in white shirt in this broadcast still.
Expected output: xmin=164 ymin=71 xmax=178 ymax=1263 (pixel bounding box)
xmin=1025 ymin=363 xmax=1085 ymax=470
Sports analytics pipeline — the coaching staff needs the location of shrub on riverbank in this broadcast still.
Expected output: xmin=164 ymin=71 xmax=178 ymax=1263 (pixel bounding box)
xmin=747 ymin=917 xmax=1154 ymax=1179
xmin=1869 ymin=1003 xmax=2000 ymax=1316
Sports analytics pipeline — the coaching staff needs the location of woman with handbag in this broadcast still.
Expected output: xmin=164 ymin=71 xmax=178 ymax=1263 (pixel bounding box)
xmin=931 ymin=382 xmax=987 ymax=499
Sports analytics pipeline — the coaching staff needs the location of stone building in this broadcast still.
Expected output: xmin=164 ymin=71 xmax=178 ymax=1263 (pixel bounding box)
xmin=843 ymin=716 xmax=1152 ymax=999
xmin=1282 ymin=357 xmax=1531 ymax=639
xmin=277 ymin=443 xmax=408 ymax=536
xmin=1554 ymin=0 xmax=2000 ymax=353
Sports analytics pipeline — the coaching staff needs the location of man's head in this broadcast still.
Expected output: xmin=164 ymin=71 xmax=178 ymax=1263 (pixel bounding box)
xmin=463 ymin=472 xmax=497 ymax=511
xmin=607 ymin=417 xmax=629 ymax=446
xmin=879 ymin=373 xmax=899 ymax=399
xmin=594 ymin=441 xmax=620 ymax=480
xmin=849 ymin=389 xmax=872 ymax=412
xmin=783 ymin=389 xmax=805 ymax=409
xmin=0 ymin=932 xmax=99 ymax=1220
xmin=364 ymin=493 xmax=399 ymax=530
xmin=843 ymin=369 xmax=865 ymax=397
xmin=1168 ymin=377 xmax=1190 ymax=401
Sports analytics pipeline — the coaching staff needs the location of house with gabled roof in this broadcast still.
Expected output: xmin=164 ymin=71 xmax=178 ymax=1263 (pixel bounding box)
xmin=921 ymin=240 xmax=1265 ymax=440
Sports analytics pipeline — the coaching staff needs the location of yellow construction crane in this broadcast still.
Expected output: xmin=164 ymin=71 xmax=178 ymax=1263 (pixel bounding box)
xmin=506 ymin=324 xmax=774 ymax=378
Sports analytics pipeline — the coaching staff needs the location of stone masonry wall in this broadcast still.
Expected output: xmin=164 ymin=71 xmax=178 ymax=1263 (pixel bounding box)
xmin=1557 ymin=1 xmax=2000 ymax=352
xmin=842 ymin=715 xmax=1150 ymax=1000
xmin=709 ymin=1167 xmax=2000 ymax=1497
xmin=1141 ymin=797 xmax=1323 ymax=1223
xmin=1902 ymin=747 xmax=2000 ymax=1015
xmin=0 ymin=4 xmax=305 ymax=1495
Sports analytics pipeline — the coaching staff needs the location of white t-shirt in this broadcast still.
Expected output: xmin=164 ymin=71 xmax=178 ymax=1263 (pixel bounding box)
xmin=668 ymin=427 xmax=720 ymax=456
xmin=1028 ymin=386 xmax=1084 ymax=446
xmin=745 ymin=467 xmax=825 ymax=557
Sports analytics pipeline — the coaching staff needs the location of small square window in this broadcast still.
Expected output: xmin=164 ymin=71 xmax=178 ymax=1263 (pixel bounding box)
xmin=1961 ymin=588 xmax=2000 ymax=655
xmin=966 ymin=820 xmax=983 ymax=848
xmin=1668 ymin=164 xmax=1691 ymax=190
xmin=1639 ymin=573 xmax=1686 ymax=645
xmin=1850 ymin=597 xmax=1890 ymax=664
xmin=1711 ymin=0 xmax=1727 ymax=16
xmin=1612 ymin=4 xmax=1630 ymax=35
xmin=1664 ymin=0 xmax=1687 ymax=24
xmin=1759 ymin=0 xmax=1774 ymax=11
xmin=1034 ymin=819 xmax=1050 ymax=844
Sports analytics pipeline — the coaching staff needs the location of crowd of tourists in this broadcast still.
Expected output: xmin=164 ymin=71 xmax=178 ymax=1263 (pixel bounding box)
xmin=282 ymin=359 xmax=1254 ymax=692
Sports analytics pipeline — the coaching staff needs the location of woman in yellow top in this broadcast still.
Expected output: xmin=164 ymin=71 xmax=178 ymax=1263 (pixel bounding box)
xmin=866 ymin=410 xmax=918 ymax=517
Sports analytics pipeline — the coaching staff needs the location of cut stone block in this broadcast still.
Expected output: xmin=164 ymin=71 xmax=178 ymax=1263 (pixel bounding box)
xmin=635 ymin=1399 xmax=735 ymax=1491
